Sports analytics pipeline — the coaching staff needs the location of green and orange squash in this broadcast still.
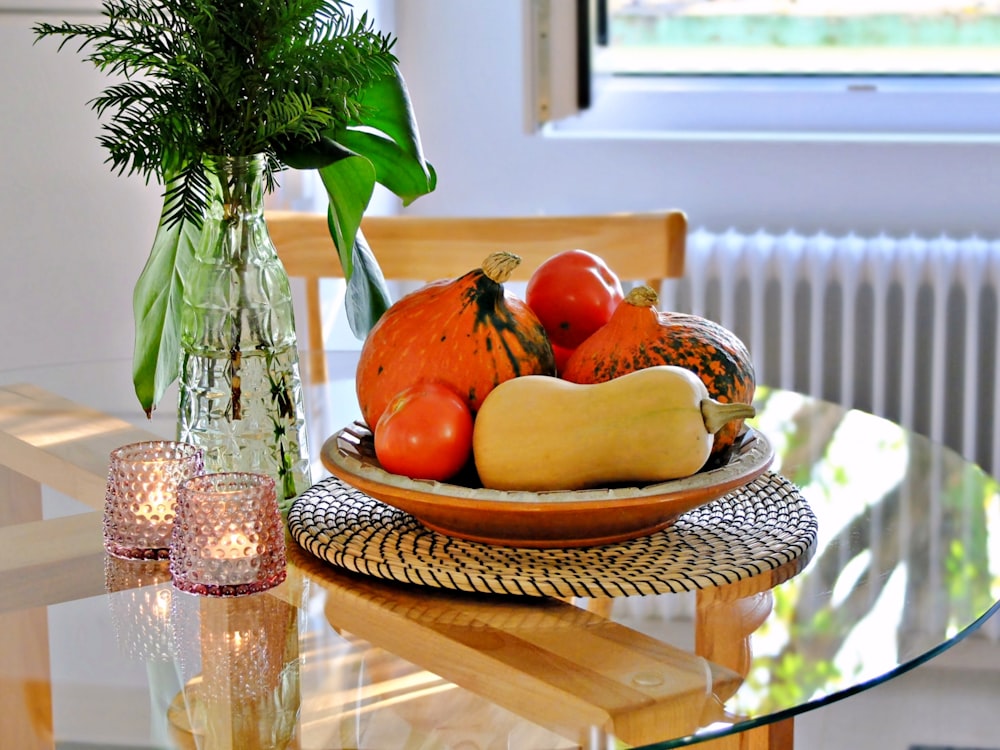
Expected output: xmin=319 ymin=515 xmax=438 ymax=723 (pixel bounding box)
xmin=356 ymin=252 xmax=556 ymax=429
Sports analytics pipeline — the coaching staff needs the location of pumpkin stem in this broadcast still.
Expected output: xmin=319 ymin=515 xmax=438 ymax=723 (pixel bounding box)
xmin=626 ymin=285 xmax=659 ymax=308
xmin=700 ymin=399 xmax=756 ymax=435
xmin=482 ymin=252 xmax=522 ymax=284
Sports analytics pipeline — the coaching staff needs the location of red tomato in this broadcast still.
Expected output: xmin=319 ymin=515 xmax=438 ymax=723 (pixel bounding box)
xmin=551 ymin=342 xmax=575 ymax=375
xmin=525 ymin=249 xmax=624 ymax=349
xmin=374 ymin=382 xmax=474 ymax=482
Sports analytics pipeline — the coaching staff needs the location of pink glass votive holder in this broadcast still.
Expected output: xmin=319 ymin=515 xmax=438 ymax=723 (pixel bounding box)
xmin=103 ymin=441 xmax=205 ymax=560
xmin=169 ymin=472 xmax=287 ymax=597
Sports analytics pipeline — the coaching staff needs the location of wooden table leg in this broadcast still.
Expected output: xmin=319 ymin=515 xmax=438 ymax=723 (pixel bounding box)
xmin=695 ymin=587 xmax=795 ymax=749
xmin=0 ymin=466 xmax=54 ymax=750
xmin=697 ymin=716 xmax=795 ymax=750
xmin=1 ymin=463 xmax=42 ymax=526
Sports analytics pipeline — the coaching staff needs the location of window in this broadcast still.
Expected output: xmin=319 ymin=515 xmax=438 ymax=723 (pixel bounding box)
xmin=527 ymin=0 xmax=1000 ymax=140
xmin=600 ymin=1 xmax=1000 ymax=77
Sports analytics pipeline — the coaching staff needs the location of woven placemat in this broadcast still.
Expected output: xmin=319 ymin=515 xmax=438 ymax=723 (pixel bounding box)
xmin=288 ymin=472 xmax=817 ymax=598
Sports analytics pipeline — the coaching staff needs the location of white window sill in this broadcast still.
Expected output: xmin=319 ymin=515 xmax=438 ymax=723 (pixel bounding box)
xmin=544 ymin=74 xmax=1000 ymax=144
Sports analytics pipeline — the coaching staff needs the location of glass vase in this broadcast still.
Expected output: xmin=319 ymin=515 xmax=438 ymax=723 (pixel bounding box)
xmin=177 ymin=153 xmax=310 ymax=502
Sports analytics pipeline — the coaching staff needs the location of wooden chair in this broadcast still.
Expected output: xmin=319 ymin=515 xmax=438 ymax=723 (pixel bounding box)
xmin=265 ymin=210 xmax=688 ymax=377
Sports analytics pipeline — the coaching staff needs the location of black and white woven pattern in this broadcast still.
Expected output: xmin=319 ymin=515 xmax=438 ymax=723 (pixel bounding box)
xmin=288 ymin=472 xmax=817 ymax=597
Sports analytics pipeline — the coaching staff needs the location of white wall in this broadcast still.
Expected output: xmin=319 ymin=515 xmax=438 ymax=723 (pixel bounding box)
xmin=1 ymin=8 xmax=162 ymax=371
xmin=392 ymin=0 xmax=1000 ymax=239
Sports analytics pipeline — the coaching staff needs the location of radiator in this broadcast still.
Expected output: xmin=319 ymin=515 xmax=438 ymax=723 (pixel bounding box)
xmin=658 ymin=228 xmax=1000 ymax=478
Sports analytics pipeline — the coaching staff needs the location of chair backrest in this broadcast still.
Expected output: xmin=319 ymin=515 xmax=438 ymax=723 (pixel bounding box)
xmin=265 ymin=209 xmax=687 ymax=358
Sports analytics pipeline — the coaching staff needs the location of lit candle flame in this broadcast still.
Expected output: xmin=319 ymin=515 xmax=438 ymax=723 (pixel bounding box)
xmin=138 ymin=487 xmax=171 ymax=522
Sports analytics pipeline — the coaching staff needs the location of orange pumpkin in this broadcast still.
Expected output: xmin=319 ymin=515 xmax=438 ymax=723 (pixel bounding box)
xmin=356 ymin=252 xmax=556 ymax=429
xmin=561 ymin=286 xmax=755 ymax=459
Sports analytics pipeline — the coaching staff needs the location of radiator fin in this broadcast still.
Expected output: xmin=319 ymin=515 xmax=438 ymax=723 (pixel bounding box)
xmin=659 ymin=228 xmax=1000 ymax=476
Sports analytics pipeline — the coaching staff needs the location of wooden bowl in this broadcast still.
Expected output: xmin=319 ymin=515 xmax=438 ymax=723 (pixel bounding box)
xmin=320 ymin=425 xmax=774 ymax=548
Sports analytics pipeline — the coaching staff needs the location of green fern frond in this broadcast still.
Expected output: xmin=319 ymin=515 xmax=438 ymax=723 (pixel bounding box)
xmin=162 ymin=161 xmax=212 ymax=228
xmin=34 ymin=0 xmax=399 ymax=227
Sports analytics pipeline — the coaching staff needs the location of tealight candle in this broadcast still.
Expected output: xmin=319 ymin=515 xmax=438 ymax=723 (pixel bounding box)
xmin=103 ymin=441 xmax=204 ymax=560
xmin=169 ymin=472 xmax=286 ymax=597
xmin=212 ymin=531 xmax=251 ymax=559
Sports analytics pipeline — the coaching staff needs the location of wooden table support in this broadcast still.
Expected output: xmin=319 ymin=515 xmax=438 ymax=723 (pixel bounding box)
xmin=694 ymin=572 xmax=799 ymax=749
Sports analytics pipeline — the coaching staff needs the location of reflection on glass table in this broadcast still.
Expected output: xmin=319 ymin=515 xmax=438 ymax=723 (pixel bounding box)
xmin=0 ymin=354 xmax=997 ymax=749
xmin=713 ymin=387 xmax=998 ymax=724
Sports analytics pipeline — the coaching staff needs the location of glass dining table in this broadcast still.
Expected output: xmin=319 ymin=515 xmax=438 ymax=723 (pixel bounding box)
xmin=0 ymin=351 xmax=997 ymax=749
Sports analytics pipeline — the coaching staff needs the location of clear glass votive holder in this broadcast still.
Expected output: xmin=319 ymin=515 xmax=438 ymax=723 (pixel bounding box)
xmin=170 ymin=472 xmax=287 ymax=597
xmin=103 ymin=441 xmax=205 ymax=560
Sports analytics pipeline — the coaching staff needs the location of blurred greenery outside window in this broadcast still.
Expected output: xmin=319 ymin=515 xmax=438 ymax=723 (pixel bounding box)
xmin=600 ymin=1 xmax=1000 ymax=76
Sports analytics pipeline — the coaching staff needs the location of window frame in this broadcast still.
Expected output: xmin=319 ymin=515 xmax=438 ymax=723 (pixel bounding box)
xmin=527 ymin=0 xmax=1000 ymax=143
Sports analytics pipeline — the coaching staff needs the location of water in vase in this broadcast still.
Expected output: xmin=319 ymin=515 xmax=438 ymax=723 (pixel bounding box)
xmin=178 ymin=345 xmax=310 ymax=502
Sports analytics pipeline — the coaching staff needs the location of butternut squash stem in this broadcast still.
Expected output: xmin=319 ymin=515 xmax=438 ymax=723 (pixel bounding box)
xmin=701 ymin=400 xmax=756 ymax=435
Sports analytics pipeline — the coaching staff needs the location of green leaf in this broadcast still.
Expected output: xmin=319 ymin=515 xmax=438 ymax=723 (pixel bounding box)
xmin=344 ymin=230 xmax=392 ymax=337
xmin=318 ymin=154 xmax=377 ymax=276
xmin=335 ymin=128 xmax=438 ymax=205
xmin=303 ymin=66 xmax=433 ymax=339
xmin=334 ymin=66 xmax=436 ymax=203
xmin=132 ymin=197 xmax=200 ymax=416
xmin=317 ymin=154 xmax=392 ymax=336
xmin=357 ymin=66 xmax=429 ymax=170
xmin=275 ymin=136 xmax=355 ymax=171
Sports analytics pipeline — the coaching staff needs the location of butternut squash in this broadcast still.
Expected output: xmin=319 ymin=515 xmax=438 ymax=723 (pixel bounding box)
xmin=472 ymin=366 xmax=755 ymax=492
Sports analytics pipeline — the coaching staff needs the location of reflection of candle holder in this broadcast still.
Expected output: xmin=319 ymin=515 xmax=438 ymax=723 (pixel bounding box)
xmin=104 ymin=556 xmax=176 ymax=661
xmin=168 ymin=591 xmax=301 ymax=748
xmin=103 ymin=441 xmax=205 ymax=560
xmin=170 ymin=472 xmax=286 ymax=597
